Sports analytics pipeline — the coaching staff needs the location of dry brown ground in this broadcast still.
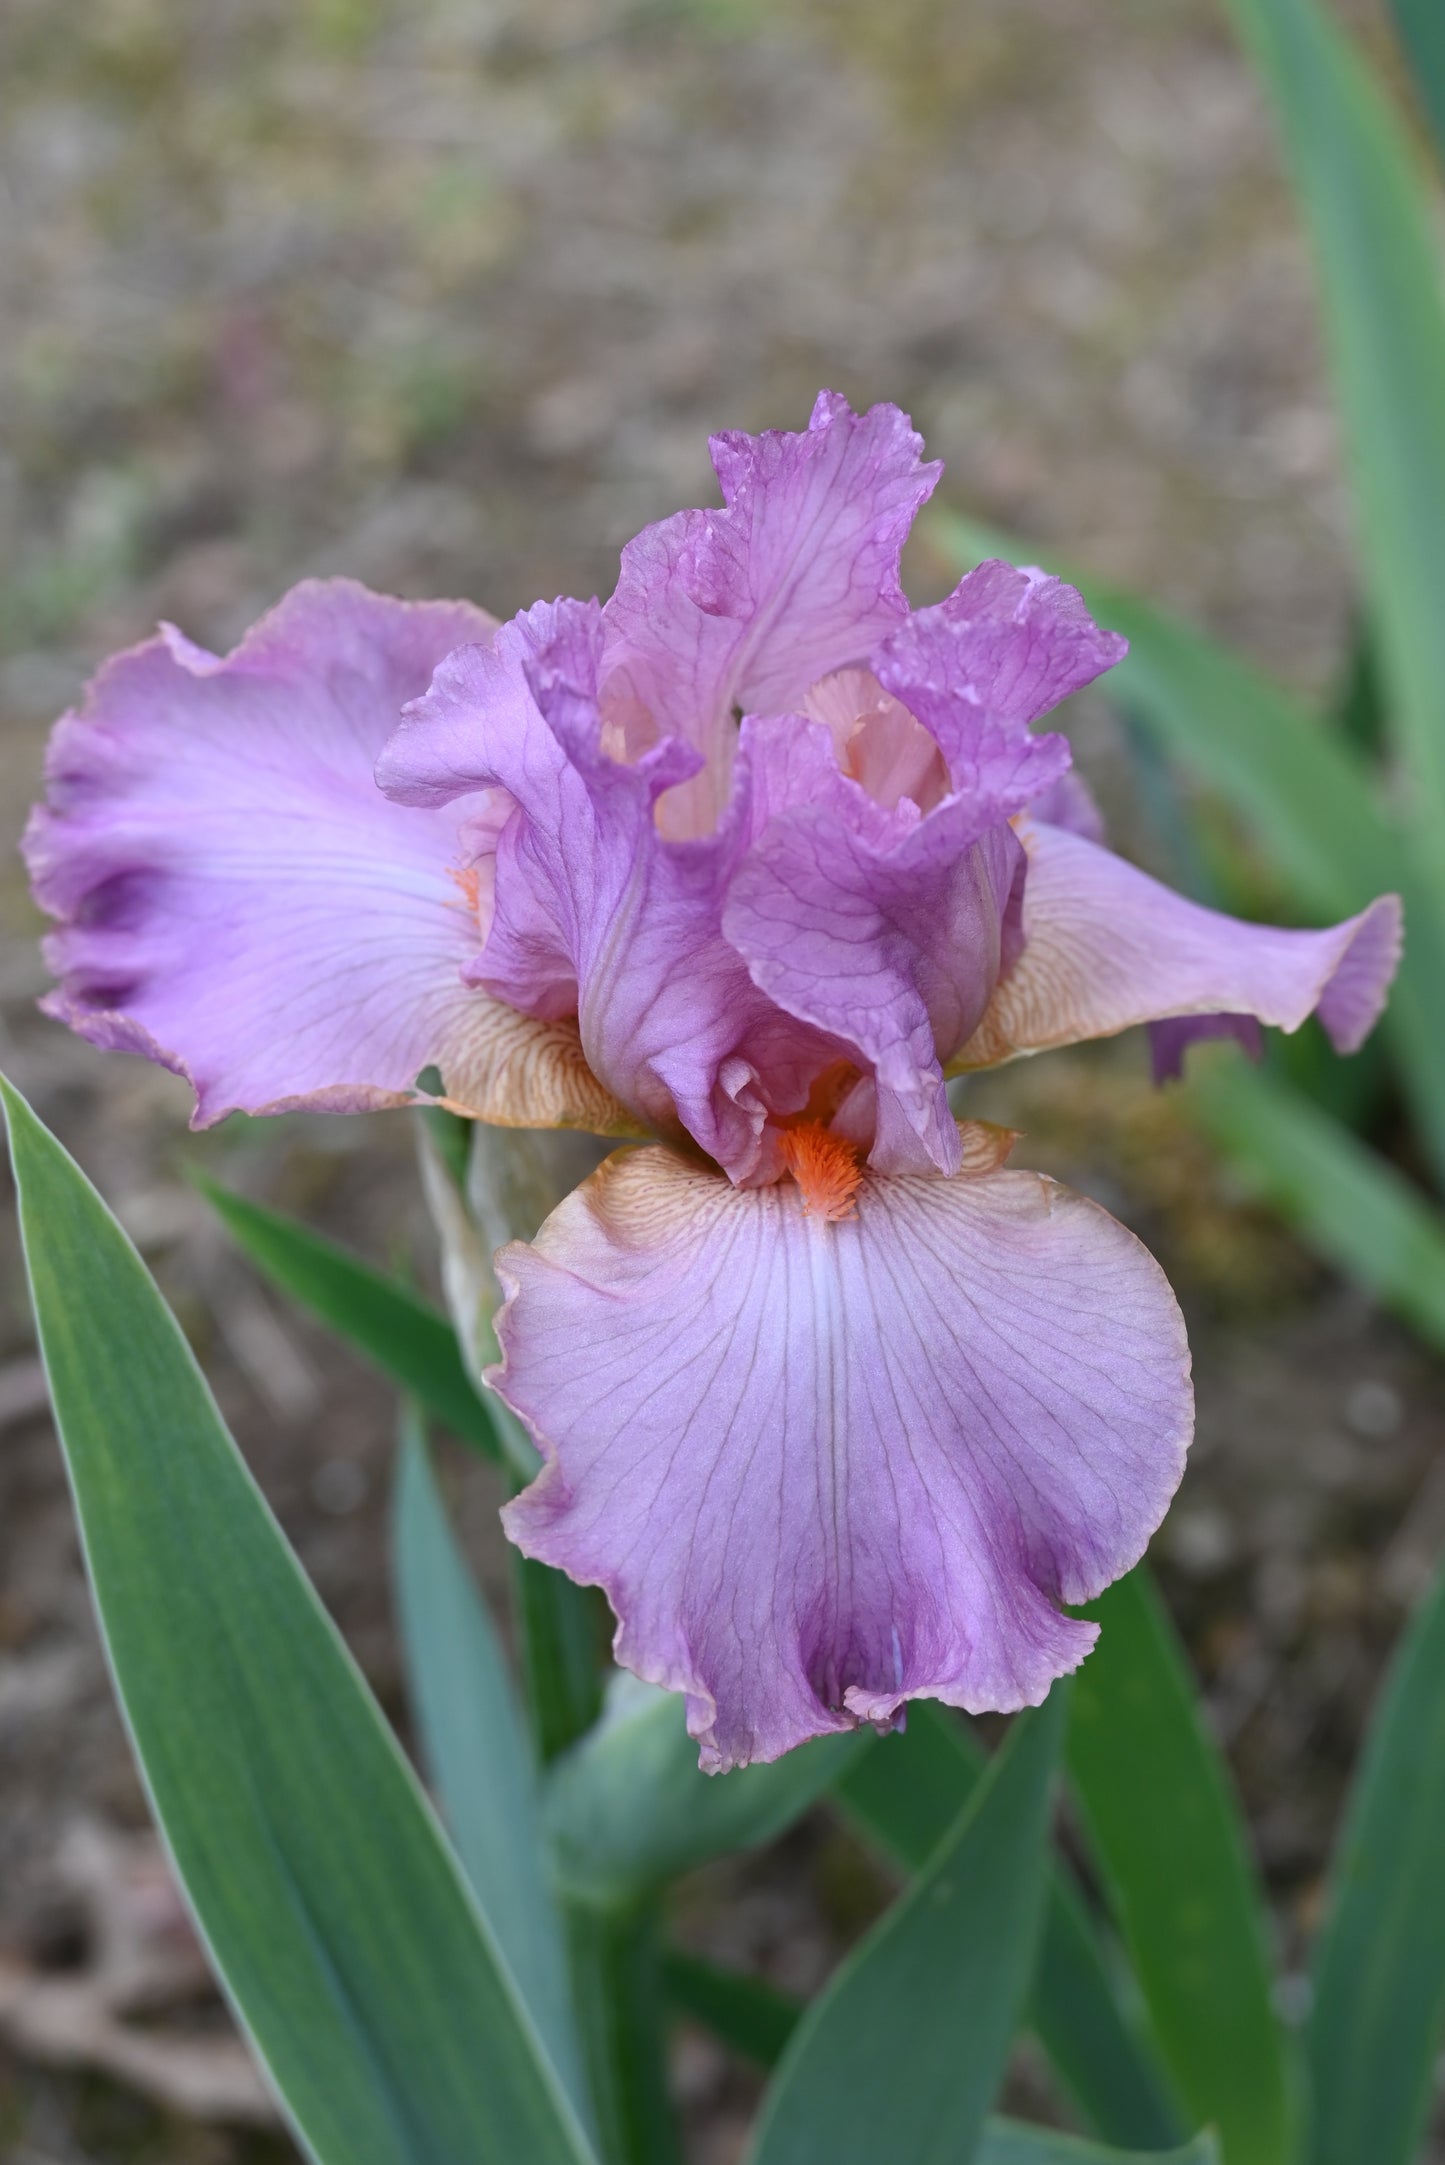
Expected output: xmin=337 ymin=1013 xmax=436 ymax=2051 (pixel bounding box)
xmin=1 ymin=2 xmax=1440 ymax=2158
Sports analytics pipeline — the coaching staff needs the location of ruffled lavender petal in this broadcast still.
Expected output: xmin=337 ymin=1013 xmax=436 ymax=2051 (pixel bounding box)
xmin=873 ymin=560 xmax=1125 ymax=808
xmin=955 ymin=818 xmax=1404 ymax=1070
xmin=379 ymin=598 xmax=840 ymax=1178
xmin=1313 ymin=890 xmax=1406 ymax=1049
xmin=22 ymin=581 xmax=531 ymax=1125
xmin=724 ymin=717 xmax=1024 ymax=1175
xmin=603 ymin=392 xmax=941 ymax=836
xmin=1149 ymin=1013 xmax=1264 ymax=1084
xmin=1027 ymin=764 xmax=1106 ymax=844
xmin=495 ymin=1136 xmax=1193 ymax=1772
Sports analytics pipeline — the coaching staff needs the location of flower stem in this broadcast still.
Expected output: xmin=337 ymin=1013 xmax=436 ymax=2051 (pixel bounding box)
xmin=564 ymin=1895 xmax=680 ymax=2165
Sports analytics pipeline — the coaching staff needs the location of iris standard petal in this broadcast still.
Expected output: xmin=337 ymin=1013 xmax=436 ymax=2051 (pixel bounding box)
xmin=380 ymin=598 xmax=841 ymax=1176
xmin=724 ymin=718 xmax=1025 ymax=1175
xmin=873 ymin=559 xmax=1125 ymax=807
xmin=24 ymin=579 xmax=632 ymax=1131
xmin=1026 ymin=764 xmax=1106 ymax=844
xmin=953 ymin=818 xmax=1404 ymax=1070
xmin=603 ymin=391 xmax=942 ymax=836
xmin=495 ymin=1133 xmax=1193 ymax=1772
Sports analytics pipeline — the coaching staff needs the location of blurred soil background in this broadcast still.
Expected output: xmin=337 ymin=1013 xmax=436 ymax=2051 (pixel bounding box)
xmin=1 ymin=0 xmax=1440 ymax=2158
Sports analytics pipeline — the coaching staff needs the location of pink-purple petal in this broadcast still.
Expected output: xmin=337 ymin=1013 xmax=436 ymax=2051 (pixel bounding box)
xmin=724 ymin=718 xmax=1024 ymax=1174
xmin=873 ymin=560 xmax=1124 ymax=807
xmin=1027 ymin=764 xmax=1107 ymax=845
xmin=603 ymin=392 xmax=941 ymax=835
xmin=380 ymin=599 xmax=840 ymax=1177
xmin=495 ymin=1137 xmax=1193 ymax=1772
xmin=955 ymin=818 xmax=1404 ymax=1070
xmin=1148 ymin=1013 xmax=1264 ymax=1085
xmin=24 ymin=580 xmax=506 ymax=1125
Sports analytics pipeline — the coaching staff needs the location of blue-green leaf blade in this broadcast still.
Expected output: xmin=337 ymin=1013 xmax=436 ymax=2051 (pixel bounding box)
xmin=748 ymin=1692 xmax=1066 ymax=2165
xmin=1220 ymin=0 xmax=1445 ymax=885
xmin=1068 ymin=1570 xmax=1292 ymax=2165
xmin=4 ymin=1077 xmax=595 ymax=2165
xmin=1388 ymin=0 xmax=1445 ymax=167
xmin=545 ymin=1672 xmax=862 ymax=1905
xmin=836 ymin=1702 xmax=1183 ymax=2150
xmin=1328 ymin=622 xmax=1384 ymax=759
xmin=978 ymin=2123 xmax=1219 ymax=2165
xmin=1306 ymin=1551 xmax=1445 ymax=2165
xmin=1188 ymin=1057 xmax=1445 ymax=1356
xmin=197 ymin=1174 xmax=514 ymax=1464
xmin=392 ymin=1422 xmax=587 ymax=2121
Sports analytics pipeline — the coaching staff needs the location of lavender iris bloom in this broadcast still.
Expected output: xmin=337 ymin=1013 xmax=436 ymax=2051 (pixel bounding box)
xmin=25 ymin=394 xmax=1401 ymax=1771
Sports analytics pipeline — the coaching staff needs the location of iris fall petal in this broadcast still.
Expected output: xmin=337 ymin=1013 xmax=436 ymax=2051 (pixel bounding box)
xmin=23 ymin=580 xmax=632 ymax=1131
xmin=496 ymin=1132 xmax=1193 ymax=1771
xmin=954 ymin=818 xmax=1403 ymax=1070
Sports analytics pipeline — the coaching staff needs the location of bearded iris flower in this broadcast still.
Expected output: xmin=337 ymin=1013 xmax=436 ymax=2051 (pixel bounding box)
xmin=26 ymin=393 xmax=1401 ymax=1771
